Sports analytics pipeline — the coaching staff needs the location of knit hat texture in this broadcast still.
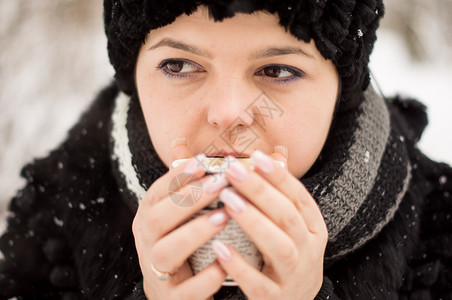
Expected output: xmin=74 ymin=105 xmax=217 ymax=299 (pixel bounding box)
xmin=104 ymin=0 xmax=384 ymax=111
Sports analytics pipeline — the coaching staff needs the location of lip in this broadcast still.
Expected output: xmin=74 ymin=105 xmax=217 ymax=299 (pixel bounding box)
xmin=206 ymin=150 xmax=251 ymax=158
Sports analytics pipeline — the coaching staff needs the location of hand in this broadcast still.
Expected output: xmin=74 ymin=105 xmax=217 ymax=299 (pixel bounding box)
xmin=213 ymin=147 xmax=328 ymax=299
xmin=132 ymin=138 xmax=229 ymax=300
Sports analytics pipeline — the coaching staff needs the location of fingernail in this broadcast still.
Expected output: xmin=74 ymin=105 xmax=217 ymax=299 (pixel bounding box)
xmin=184 ymin=153 xmax=207 ymax=174
xmin=250 ymin=150 xmax=274 ymax=173
xmin=227 ymin=156 xmax=248 ymax=181
xmin=212 ymin=240 xmax=232 ymax=262
xmin=203 ymin=173 xmax=228 ymax=194
xmin=209 ymin=211 xmax=229 ymax=226
xmin=273 ymin=145 xmax=288 ymax=159
xmin=170 ymin=137 xmax=187 ymax=149
xmin=219 ymin=188 xmax=246 ymax=213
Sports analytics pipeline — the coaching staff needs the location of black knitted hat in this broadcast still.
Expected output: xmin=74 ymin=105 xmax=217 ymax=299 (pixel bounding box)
xmin=104 ymin=0 xmax=384 ymax=111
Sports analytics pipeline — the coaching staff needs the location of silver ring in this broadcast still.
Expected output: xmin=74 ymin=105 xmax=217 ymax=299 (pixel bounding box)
xmin=150 ymin=264 xmax=174 ymax=281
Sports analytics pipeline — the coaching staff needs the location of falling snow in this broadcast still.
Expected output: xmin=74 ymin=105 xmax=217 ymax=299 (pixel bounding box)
xmin=364 ymin=151 xmax=370 ymax=164
xmin=89 ymin=157 xmax=96 ymax=168
xmin=357 ymin=29 xmax=364 ymax=38
xmin=53 ymin=217 xmax=64 ymax=227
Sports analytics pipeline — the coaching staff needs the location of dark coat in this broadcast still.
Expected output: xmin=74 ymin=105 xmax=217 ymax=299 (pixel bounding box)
xmin=1 ymin=83 xmax=451 ymax=299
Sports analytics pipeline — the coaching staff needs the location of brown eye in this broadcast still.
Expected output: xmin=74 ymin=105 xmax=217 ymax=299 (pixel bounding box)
xmin=166 ymin=61 xmax=184 ymax=73
xmin=263 ymin=66 xmax=281 ymax=77
xmin=160 ymin=60 xmax=200 ymax=76
xmin=255 ymin=64 xmax=304 ymax=83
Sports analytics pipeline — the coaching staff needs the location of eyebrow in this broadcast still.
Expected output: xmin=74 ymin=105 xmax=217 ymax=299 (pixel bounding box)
xmin=148 ymin=38 xmax=315 ymax=60
xmin=251 ymin=47 xmax=315 ymax=60
xmin=148 ymin=38 xmax=212 ymax=58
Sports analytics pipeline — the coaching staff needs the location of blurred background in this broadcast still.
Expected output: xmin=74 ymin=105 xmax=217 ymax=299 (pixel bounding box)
xmin=1 ymin=0 xmax=452 ymax=230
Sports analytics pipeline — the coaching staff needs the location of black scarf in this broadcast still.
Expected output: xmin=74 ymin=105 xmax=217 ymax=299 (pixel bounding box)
xmin=110 ymin=85 xmax=411 ymax=263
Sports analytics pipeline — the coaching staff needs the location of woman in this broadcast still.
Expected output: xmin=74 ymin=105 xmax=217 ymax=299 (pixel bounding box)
xmin=1 ymin=0 xmax=451 ymax=299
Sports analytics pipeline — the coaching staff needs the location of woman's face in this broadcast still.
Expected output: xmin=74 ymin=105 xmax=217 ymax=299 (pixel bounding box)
xmin=136 ymin=7 xmax=339 ymax=178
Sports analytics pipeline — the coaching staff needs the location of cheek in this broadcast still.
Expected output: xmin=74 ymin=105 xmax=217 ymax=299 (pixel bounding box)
xmin=138 ymin=92 xmax=201 ymax=168
xmin=139 ymin=100 xmax=170 ymax=165
xmin=136 ymin=84 xmax=178 ymax=167
xmin=282 ymin=91 xmax=337 ymax=177
xmin=136 ymin=63 xmax=200 ymax=166
xmin=284 ymin=114 xmax=332 ymax=178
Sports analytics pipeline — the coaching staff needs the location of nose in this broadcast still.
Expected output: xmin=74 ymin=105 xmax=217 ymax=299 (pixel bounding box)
xmin=206 ymin=77 xmax=256 ymax=129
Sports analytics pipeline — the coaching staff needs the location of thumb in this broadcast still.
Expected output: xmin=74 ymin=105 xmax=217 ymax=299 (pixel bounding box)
xmin=170 ymin=137 xmax=193 ymax=170
xmin=269 ymin=145 xmax=288 ymax=170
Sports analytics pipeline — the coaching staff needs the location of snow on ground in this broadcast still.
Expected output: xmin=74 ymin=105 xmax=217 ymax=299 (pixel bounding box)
xmin=0 ymin=1 xmax=113 ymax=231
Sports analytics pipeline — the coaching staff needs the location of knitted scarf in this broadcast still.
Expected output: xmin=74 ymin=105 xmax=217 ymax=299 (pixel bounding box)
xmin=110 ymin=85 xmax=411 ymax=262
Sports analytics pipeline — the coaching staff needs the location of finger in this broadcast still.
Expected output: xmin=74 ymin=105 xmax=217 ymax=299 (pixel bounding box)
xmin=134 ymin=177 xmax=229 ymax=291
xmin=143 ymin=153 xmax=208 ymax=207
xmin=170 ymin=137 xmax=193 ymax=169
xmin=269 ymin=145 xmax=288 ymax=171
xmin=248 ymin=152 xmax=327 ymax=235
xmin=212 ymin=240 xmax=280 ymax=299
xmin=171 ymin=260 xmax=226 ymax=300
xmin=141 ymin=173 xmax=229 ymax=242
xmin=146 ymin=261 xmax=193 ymax=286
xmin=219 ymin=188 xmax=301 ymax=280
xmin=151 ymin=209 xmax=230 ymax=274
xmin=223 ymin=157 xmax=311 ymax=243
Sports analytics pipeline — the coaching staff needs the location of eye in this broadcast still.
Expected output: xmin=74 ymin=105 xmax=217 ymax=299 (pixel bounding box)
xmin=261 ymin=66 xmax=291 ymax=78
xmin=255 ymin=64 xmax=305 ymax=83
xmin=165 ymin=61 xmax=197 ymax=73
xmin=157 ymin=59 xmax=203 ymax=78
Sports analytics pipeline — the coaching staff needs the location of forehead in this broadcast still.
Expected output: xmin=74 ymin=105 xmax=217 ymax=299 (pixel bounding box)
xmin=149 ymin=7 xmax=281 ymax=37
xmin=145 ymin=7 xmax=324 ymax=61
